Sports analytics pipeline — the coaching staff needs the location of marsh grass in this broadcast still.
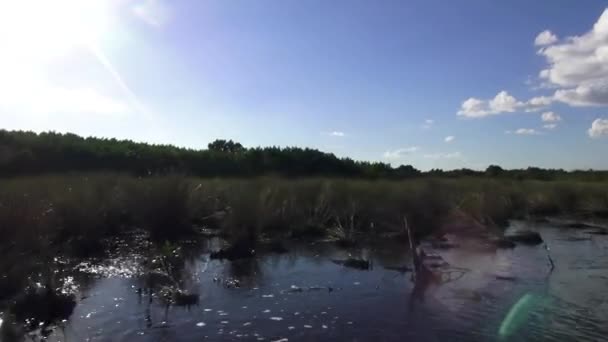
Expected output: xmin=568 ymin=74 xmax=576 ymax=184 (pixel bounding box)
xmin=1 ymin=175 xmax=607 ymax=258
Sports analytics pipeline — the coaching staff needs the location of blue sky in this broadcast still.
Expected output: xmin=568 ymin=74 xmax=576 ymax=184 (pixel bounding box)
xmin=1 ymin=0 xmax=607 ymax=170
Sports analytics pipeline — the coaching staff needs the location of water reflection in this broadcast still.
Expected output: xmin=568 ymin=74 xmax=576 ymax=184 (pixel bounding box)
xmin=223 ymin=258 xmax=262 ymax=288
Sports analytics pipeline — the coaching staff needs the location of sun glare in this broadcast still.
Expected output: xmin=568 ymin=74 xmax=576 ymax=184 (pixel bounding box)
xmin=0 ymin=0 xmax=111 ymax=60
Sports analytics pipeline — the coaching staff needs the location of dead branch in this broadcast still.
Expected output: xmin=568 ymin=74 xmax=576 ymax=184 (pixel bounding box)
xmin=403 ymin=215 xmax=419 ymax=280
xmin=544 ymin=243 xmax=555 ymax=274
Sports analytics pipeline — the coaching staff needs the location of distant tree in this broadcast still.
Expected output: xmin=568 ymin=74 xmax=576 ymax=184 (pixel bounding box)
xmin=394 ymin=164 xmax=421 ymax=178
xmin=485 ymin=165 xmax=504 ymax=177
xmin=208 ymin=139 xmax=245 ymax=153
xmin=0 ymin=129 xmax=607 ymax=181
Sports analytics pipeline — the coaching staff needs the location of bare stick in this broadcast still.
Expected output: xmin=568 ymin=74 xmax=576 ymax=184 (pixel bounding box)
xmin=403 ymin=216 xmax=419 ymax=280
xmin=544 ymin=243 xmax=555 ymax=274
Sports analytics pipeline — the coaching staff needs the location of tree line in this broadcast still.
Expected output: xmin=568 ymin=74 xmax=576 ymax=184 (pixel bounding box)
xmin=0 ymin=130 xmax=606 ymax=181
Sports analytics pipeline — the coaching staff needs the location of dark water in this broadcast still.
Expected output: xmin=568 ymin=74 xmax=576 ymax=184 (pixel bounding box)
xmin=3 ymin=221 xmax=608 ymax=341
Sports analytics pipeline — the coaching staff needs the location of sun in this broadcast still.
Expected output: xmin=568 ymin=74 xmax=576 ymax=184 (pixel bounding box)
xmin=0 ymin=0 xmax=111 ymax=60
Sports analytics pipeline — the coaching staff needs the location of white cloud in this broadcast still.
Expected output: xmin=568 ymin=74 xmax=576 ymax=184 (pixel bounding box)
xmin=422 ymin=119 xmax=435 ymax=128
xmin=538 ymin=9 xmax=608 ymax=106
xmin=541 ymin=111 xmax=562 ymax=122
xmin=514 ymin=128 xmax=540 ymax=135
xmin=458 ymin=97 xmax=489 ymax=117
xmin=525 ymin=96 xmax=554 ymax=111
xmin=459 ymin=9 xmax=608 ymax=119
xmin=490 ymin=90 xmax=523 ymax=112
xmin=457 ymin=91 xmax=547 ymax=118
xmin=458 ymin=91 xmax=519 ymax=118
xmin=323 ymin=131 xmax=346 ymax=137
xmin=535 ymin=30 xmax=558 ymax=46
xmin=543 ymin=123 xmax=557 ymax=130
xmin=383 ymin=147 xmax=420 ymax=159
xmin=588 ymin=118 xmax=608 ymax=138
xmin=423 ymin=152 xmax=462 ymax=159
xmin=444 ymin=135 xmax=455 ymax=143
xmin=132 ymin=0 xmax=171 ymax=27
xmin=553 ymin=80 xmax=608 ymax=106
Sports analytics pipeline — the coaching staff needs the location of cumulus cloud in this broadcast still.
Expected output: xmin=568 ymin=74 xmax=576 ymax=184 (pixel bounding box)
xmin=458 ymin=8 xmax=608 ymax=122
xmin=535 ymin=30 xmax=558 ymax=46
xmin=541 ymin=111 xmax=562 ymax=122
xmin=458 ymin=98 xmax=488 ymax=118
xmin=543 ymin=123 xmax=557 ymax=130
xmin=588 ymin=118 xmax=608 ymax=138
xmin=457 ymin=91 xmax=523 ymax=118
xmin=132 ymin=0 xmax=171 ymax=27
xmin=490 ymin=91 xmax=522 ymax=112
xmin=383 ymin=147 xmax=420 ymax=159
xmin=553 ymin=81 xmax=608 ymax=106
xmin=444 ymin=135 xmax=455 ymax=143
xmin=538 ymin=9 xmax=608 ymax=106
xmin=525 ymin=96 xmax=554 ymax=111
xmin=457 ymin=91 xmax=553 ymax=118
xmin=423 ymin=152 xmax=462 ymax=159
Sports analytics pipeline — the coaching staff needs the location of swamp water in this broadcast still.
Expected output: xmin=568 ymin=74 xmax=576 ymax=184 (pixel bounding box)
xmin=2 ymin=221 xmax=608 ymax=341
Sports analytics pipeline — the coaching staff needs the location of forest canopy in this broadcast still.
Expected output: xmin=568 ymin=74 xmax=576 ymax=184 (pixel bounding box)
xmin=0 ymin=130 xmax=606 ymax=181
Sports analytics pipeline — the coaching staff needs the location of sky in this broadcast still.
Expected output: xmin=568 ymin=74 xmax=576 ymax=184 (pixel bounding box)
xmin=1 ymin=0 xmax=608 ymax=170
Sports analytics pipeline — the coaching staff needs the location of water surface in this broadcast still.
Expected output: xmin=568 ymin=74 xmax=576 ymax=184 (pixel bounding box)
xmin=4 ymin=221 xmax=608 ymax=341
